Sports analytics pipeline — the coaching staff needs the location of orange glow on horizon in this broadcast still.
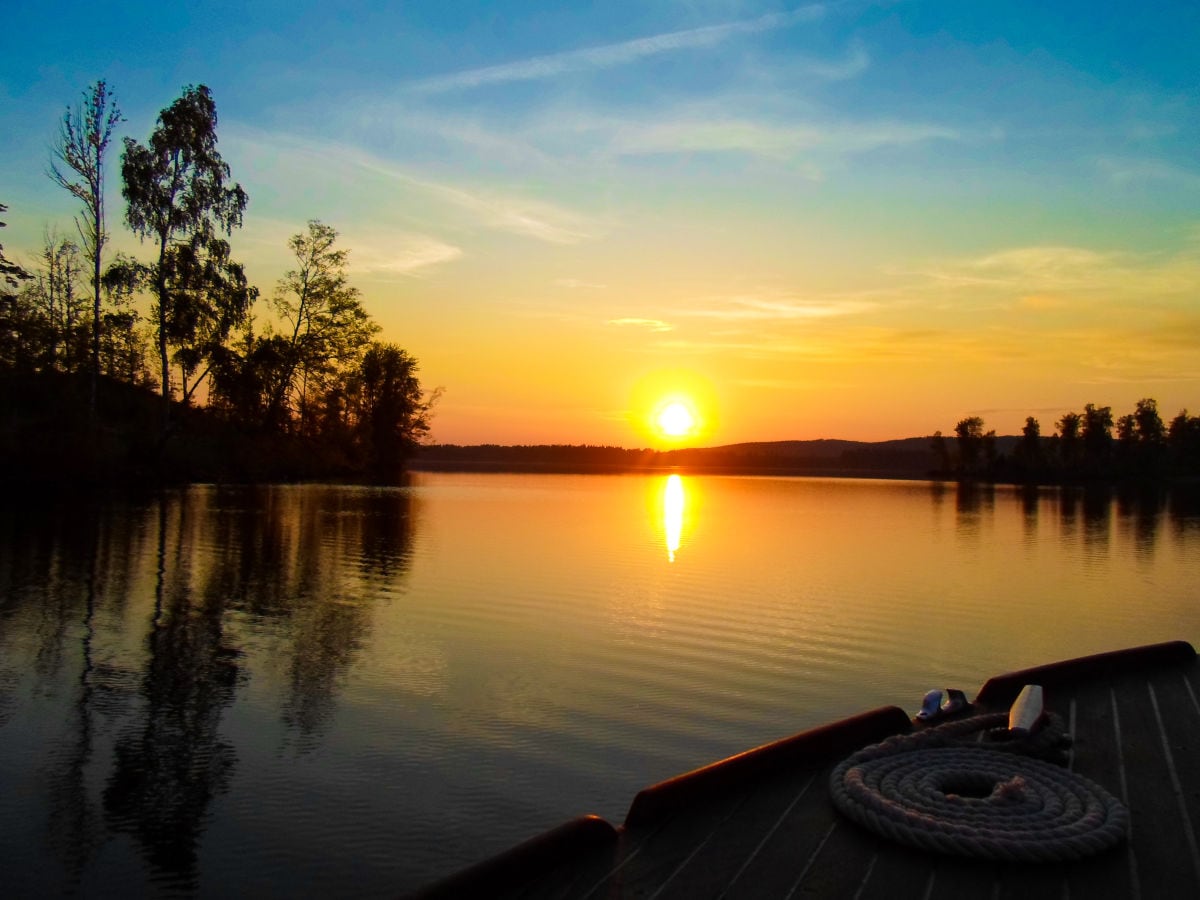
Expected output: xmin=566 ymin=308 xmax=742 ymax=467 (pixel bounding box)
xmin=630 ymin=369 xmax=719 ymax=447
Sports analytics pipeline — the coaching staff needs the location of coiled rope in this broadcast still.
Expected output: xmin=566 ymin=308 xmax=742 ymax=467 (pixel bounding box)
xmin=829 ymin=712 xmax=1128 ymax=862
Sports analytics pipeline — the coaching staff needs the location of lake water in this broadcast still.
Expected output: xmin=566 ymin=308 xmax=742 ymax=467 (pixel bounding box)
xmin=2 ymin=473 xmax=1198 ymax=896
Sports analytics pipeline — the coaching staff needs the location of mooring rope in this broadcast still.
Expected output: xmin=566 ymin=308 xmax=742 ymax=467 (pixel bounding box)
xmin=829 ymin=712 xmax=1128 ymax=862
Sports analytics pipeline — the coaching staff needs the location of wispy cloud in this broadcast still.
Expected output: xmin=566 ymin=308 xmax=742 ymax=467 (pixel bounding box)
xmin=362 ymin=99 xmax=956 ymax=176
xmin=607 ymin=317 xmax=674 ymax=332
xmin=605 ymin=116 xmax=956 ymax=159
xmin=1097 ymin=156 xmax=1200 ymax=189
xmin=678 ymin=295 xmax=878 ymax=321
xmin=915 ymin=243 xmax=1200 ymax=299
xmin=227 ymin=126 xmax=603 ymax=245
xmin=342 ymin=149 xmax=603 ymax=244
xmin=647 ymin=335 xmax=841 ymax=357
xmin=347 ymin=233 xmax=463 ymax=277
xmin=373 ymin=110 xmax=559 ymax=168
xmin=408 ymin=4 xmax=826 ymax=93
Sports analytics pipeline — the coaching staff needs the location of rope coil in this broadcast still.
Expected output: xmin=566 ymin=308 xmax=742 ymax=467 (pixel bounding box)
xmin=829 ymin=713 xmax=1128 ymax=862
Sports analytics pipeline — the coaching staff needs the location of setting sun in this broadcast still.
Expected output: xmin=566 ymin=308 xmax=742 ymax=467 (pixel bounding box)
xmin=657 ymin=402 xmax=696 ymax=438
xmin=629 ymin=370 xmax=719 ymax=447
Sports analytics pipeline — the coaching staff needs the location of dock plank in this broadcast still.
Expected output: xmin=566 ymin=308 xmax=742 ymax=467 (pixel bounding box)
xmin=1111 ymin=669 xmax=1199 ymax=900
xmin=593 ymin=800 xmax=745 ymax=899
xmin=852 ymin=839 xmax=937 ymax=900
xmin=1053 ymin=678 xmax=1134 ymax=900
xmin=925 ymin=856 xmax=999 ymax=900
xmin=645 ymin=764 xmax=822 ymax=899
xmin=706 ymin=770 xmax=831 ymax=899
xmin=1145 ymin=667 xmax=1200 ymax=894
xmin=778 ymin=818 xmax=877 ymax=899
xmin=703 ymin=765 xmax=852 ymax=899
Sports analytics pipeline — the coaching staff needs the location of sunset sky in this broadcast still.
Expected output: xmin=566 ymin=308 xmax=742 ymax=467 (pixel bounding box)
xmin=3 ymin=1 xmax=1197 ymax=447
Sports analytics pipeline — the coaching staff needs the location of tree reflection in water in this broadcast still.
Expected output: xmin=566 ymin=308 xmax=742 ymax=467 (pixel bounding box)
xmin=103 ymin=495 xmax=241 ymax=887
xmin=0 ymin=483 xmax=415 ymax=893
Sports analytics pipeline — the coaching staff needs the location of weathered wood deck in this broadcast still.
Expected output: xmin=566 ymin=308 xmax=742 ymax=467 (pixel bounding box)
xmin=412 ymin=640 xmax=1200 ymax=899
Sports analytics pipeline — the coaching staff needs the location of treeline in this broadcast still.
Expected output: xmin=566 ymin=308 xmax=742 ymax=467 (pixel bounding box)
xmin=936 ymin=399 xmax=1200 ymax=483
xmin=0 ymin=82 xmax=434 ymax=484
xmin=414 ymin=444 xmax=658 ymax=472
xmin=414 ymin=438 xmax=938 ymax=477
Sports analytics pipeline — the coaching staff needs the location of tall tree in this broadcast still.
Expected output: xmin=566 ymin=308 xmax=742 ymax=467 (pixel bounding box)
xmin=49 ymin=80 xmax=123 ymax=414
xmin=351 ymin=343 xmax=434 ymax=477
xmin=159 ymin=229 xmax=256 ymax=406
xmin=19 ymin=232 xmax=89 ymax=373
xmin=1057 ymin=411 xmax=1081 ymax=471
xmin=1017 ymin=416 xmax=1042 ymax=470
xmin=1116 ymin=413 xmax=1137 ymax=443
xmin=268 ymin=220 xmax=377 ymax=431
xmin=1132 ymin=398 xmax=1165 ymax=446
xmin=1081 ymin=403 xmax=1113 ymax=474
xmin=1168 ymin=410 xmax=1200 ymax=475
xmin=1119 ymin=397 xmax=1167 ymax=477
xmin=121 ymin=84 xmax=248 ymax=429
xmin=954 ymin=416 xmax=985 ymax=473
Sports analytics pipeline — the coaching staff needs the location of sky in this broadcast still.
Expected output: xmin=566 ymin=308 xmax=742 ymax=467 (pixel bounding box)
xmin=2 ymin=0 xmax=1198 ymax=447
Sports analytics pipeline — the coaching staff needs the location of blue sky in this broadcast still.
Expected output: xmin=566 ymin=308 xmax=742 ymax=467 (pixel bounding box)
xmin=3 ymin=1 xmax=1197 ymax=444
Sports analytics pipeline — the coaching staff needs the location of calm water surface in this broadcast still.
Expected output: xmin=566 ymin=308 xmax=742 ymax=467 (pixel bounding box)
xmin=2 ymin=473 xmax=1198 ymax=896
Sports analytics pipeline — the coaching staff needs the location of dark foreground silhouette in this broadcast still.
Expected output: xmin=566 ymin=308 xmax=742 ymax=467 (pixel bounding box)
xmin=0 ymin=370 xmax=413 ymax=487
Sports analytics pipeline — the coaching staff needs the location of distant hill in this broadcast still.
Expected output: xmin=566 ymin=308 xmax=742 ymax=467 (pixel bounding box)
xmin=411 ymin=436 xmax=1022 ymax=478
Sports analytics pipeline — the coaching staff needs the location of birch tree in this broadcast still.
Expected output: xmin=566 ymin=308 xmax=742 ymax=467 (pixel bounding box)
xmin=49 ymin=80 xmax=122 ymax=412
xmin=121 ymin=84 xmax=248 ymax=429
xmin=268 ymin=220 xmax=377 ymax=431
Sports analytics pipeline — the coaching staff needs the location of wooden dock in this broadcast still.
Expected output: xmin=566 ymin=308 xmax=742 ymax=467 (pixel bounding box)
xmin=412 ymin=640 xmax=1200 ymax=899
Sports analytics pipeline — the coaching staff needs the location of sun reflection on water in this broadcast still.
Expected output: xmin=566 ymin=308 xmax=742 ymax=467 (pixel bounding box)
xmin=664 ymin=474 xmax=685 ymax=562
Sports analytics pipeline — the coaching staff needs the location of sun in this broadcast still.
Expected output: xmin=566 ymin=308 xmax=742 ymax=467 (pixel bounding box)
xmin=629 ymin=370 xmax=717 ymax=445
xmin=656 ymin=401 xmax=696 ymax=438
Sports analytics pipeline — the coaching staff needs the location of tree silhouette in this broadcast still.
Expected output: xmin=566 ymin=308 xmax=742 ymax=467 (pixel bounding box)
xmin=1057 ymin=411 xmax=1081 ymax=471
xmin=1081 ymin=403 xmax=1113 ymax=475
xmin=6 ymin=233 xmax=90 ymax=374
xmin=1168 ymin=410 xmax=1200 ymax=474
xmin=158 ymin=229 xmax=256 ymax=406
xmin=121 ymin=85 xmax=248 ymax=430
xmin=954 ymin=416 xmax=985 ymax=473
xmin=352 ymin=343 xmax=434 ymax=477
xmin=49 ymin=80 xmax=123 ymax=416
xmin=1134 ymin=398 xmax=1165 ymax=445
xmin=1016 ymin=416 xmax=1042 ymax=472
xmin=267 ymin=220 xmax=377 ymax=432
xmin=0 ymin=203 xmax=33 ymax=292
xmin=941 ymin=398 xmax=1194 ymax=484
xmin=98 ymin=255 xmax=151 ymax=384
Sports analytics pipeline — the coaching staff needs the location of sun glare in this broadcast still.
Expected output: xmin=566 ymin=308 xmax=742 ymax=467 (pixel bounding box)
xmin=663 ymin=474 xmax=684 ymax=562
xmin=657 ymin=401 xmax=696 ymax=438
xmin=630 ymin=370 xmax=717 ymax=446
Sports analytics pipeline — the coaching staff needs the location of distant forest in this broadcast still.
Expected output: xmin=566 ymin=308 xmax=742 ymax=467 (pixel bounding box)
xmin=414 ymin=400 xmax=1200 ymax=484
xmin=0 ymin=81 xmax=433 ymax=486
xmin=411 ymin=438 xmax=939 ymax=478
xmin=936 ymin=401 xmax=1200 ymax=483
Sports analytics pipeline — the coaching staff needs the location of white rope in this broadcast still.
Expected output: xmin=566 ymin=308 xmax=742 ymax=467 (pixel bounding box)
xmin=829 ymin=714 xmax=1128 ymax=862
